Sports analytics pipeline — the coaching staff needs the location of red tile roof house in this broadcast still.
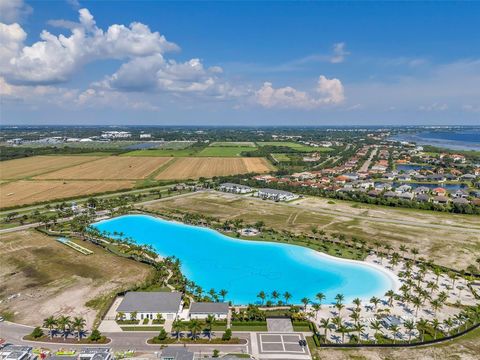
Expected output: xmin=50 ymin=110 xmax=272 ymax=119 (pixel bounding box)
xmin=432 ymin=187 xmax=447 ymax=196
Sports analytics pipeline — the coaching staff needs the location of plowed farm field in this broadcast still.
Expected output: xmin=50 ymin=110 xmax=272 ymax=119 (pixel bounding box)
xmin=0 ymin=156 xmax=101 ymax=179
xmin=155 ymin=157 xmax=273 ymax=180
xmin=35 ymin=156 xmax=172 ymax=180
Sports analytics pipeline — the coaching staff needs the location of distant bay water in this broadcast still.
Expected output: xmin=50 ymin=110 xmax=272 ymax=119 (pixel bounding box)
xmin=390 ymin=129 xmax=480 ymax=151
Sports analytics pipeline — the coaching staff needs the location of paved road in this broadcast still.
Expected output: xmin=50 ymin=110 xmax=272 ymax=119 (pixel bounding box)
xmin=359 ymin=146 xmax=377 ymax=172
xmin=0 ymin=321 xmax=250 ymax=353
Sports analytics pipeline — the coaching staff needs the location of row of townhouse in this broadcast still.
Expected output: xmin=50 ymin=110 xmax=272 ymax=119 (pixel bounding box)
xmin=115 ymin=292 xmax=229 ymax=321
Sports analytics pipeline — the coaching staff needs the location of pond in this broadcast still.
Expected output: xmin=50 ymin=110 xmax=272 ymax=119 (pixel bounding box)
xmin=92 ymin=214 xmax=399 ymax=305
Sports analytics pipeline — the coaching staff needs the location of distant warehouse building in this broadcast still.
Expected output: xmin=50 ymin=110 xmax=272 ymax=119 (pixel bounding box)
xmin=116 ymin=292 xmax=182 ymax=321
xmin=219 ymin=183 xmax=252 ymax=194
xmin=257 ymin=188 xmax=297 ymax=201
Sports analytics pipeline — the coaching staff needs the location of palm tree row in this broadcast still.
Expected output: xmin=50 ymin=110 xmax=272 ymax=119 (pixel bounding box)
xmin=42 ymin=315 xmax=86 ymax=341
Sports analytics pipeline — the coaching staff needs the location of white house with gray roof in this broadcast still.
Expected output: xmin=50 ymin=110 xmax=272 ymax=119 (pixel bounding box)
xmin=116 ymin=292 xmax=182 ymax=321
xmin=219 ymin=183 xmax=252 ymax=194
xmin=256 ymin=188 xmax=297 ymax=201
xmin=189 ymin=302 xmax=229 ymax=320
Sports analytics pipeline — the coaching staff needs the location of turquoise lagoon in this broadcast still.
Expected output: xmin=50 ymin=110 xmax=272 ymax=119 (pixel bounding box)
xmin=92 ymin=214 xmax=398 ymax=305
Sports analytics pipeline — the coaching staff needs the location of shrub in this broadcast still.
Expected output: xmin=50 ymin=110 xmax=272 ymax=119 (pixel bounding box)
xmin=142 ymin=318 xmax=149 ymax=325
xmin=89 ymin=329 xmax=102 ymax=341
xmin=212 ymin=349 xmax=220 ymax=358
xmin=157 ymin=328 xmax=168 ymax=341
xmin=222 ymin=328 xmax=232 ymax=341
xmin=31 ymin=327 xmax=44 ymax=339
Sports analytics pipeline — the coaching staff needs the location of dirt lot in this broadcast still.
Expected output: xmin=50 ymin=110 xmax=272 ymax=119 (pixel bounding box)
xmin=0 ymin=180 xmax=135 ymax=208
xmin=0 ymin=156 xmax=101 ymax=179
xmin=36 ymin=156 xmax=172 ymax=180
xmin=142 ymin=191 xmax=480 ymax=269
xmin=154 ymin=157 xmax=273 ymax=180
xmin=0 ymin=230 xmax=152 ymax=328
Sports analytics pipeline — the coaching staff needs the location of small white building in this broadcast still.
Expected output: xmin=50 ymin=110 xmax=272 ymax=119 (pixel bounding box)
xmin=219 ymin=183 xmax=252 ymax=194
xmin=257 ymin=188 xmax=297 ymax=201
xmin=189 ymin=302 xmax=229 ymax=320
xmin=116 ymin=292 xmax=182 ymax=321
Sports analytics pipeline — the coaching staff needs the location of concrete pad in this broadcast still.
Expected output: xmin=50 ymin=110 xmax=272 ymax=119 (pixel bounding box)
xmin=266 ymin=318 xmax=294 ymax=332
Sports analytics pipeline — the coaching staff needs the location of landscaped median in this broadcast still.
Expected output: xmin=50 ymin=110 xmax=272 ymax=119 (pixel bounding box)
xmin=147 ymin=337 xmax=245 ymax=345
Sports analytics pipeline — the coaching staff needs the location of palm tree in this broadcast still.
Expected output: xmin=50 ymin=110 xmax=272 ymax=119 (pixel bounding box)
xmin=443 ymin=318 xmax=454 ymax=335
xmin=315 ymin=292 xmax=326 ymax=307
xmin=72 ymin=317 xmax=86 ymax=341
xmin=433 ymin=267 xmax=442 ymax=284
xmin=283 ymin=291 xmax=292 ymax=304
xmin=427 ymin=281 xmax=439 ymax=295
xmin=354 ymin=323 xmax=365 ymax=343
xmin=430 ymin=299 xmax=442 ymax=316
xmin=257 ymin=291 xmax=266 ymax=305
xmin=319 ymin=318 xmax=330 ymax=343
xmin=385 ymin=290 xmax=395 ymax=307
xmin=188 ymin=319 xmax=202 ymax=341
xmin=370 ymin=320 xmax=382 ymax=344
xmin=270 ymin=290 xmax=279 ymax=301
xmin=448 ymin=272 xmax=458 ymax=291
xmin=312 ymin=303 xmax=321 ymax=320
xmin=338 ymin=324 xmax=348 ymax=343
xmin=417 ymin=318 xmax=428 ymax=342
xmin=353 ymin=298 xmax=361 ymax=311
xmin=411 ymin=248 xmax=419 ymax=262
xmin=43 ymin=316 xmax=57 ymax=339
xmin=412 ymin=296 xmax=422 ymax=317
xmin=205 ymin=315 xmax=216 ymax=341
xmin=172 ymin=319 xmax=183 ymax=341
xmin=369 ymin=296 xmax=380 ymax=312
xmin=399 ymin=244 xmax=407 ymax=257
xmin=431 ymin=318 xmax=440 ymax=340
xmin=389 ymin=324 xmax=399 ymax=344
xmin=301 ymin=297 xmax=310 ymax=311
xmin=219 ymin=289 xmax=228 ymax=302
xmin=56 ymin=315 xmax=71 ymax=340
xmin=403 ymin=319 xmax=415 ymax=343
xmin=335 ymin=301 xmax=345 ymax=317
xmin=349 ymin=310 xmax=360 ymax=325
xmin=334 ymin=293 xmax=344 ymax=305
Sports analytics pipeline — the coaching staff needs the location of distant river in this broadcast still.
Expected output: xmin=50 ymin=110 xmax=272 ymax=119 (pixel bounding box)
xmin=391 ymin=129 xmax=480 ymax=151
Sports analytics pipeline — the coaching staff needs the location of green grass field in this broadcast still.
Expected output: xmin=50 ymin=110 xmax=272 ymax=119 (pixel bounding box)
xmin=271 ymin=153 xmax=292 ymax=162
xmin=121 ymin=148 xmax=201 ymax=157
xmin=256 ymin=141 xmax=330 ymax=152
xmin=209 ymin=142 xmax=256 ymax=147
xmin=196 ymin=146 xmax=258 ymax=157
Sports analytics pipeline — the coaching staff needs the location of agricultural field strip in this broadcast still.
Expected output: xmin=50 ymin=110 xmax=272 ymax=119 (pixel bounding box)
xmin=34 ymin=156 xmax=173 ymax=180
xmin=154 ymin=157 xmax=273 ymax=180
xmin=0 ymin=155 xmax=103 ymax=180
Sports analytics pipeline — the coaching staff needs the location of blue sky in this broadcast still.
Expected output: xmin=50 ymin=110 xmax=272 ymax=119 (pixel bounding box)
xmin=1 ymin=0 xmax=479 ymax=125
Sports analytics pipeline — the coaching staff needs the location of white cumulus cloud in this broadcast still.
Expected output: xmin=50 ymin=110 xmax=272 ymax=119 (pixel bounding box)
xmin=255 ymin=75 xmax=345 ymax=109
xmin=330 ymin=42 xmax=350 ymax=64
xmin=0 ymin=8 xmax=179 ymax=85
xmin=0 ymin=0 xmax=32 ymax=24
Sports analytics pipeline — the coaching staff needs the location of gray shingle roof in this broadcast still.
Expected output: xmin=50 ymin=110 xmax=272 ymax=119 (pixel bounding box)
xmin=190 ymin=302 xmax=229 ymax=314
xmin=117 ymin=292 xmax=182 ymax=313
